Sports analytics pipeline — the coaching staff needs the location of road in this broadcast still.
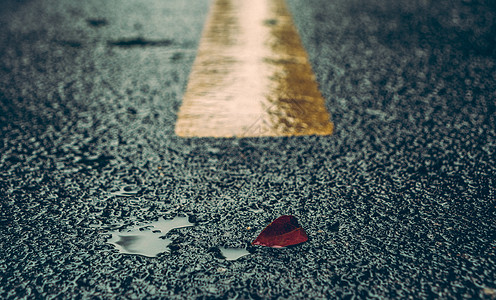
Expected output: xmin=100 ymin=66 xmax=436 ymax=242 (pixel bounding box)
xmin=1 ymin=0 xmax=495 ymax=298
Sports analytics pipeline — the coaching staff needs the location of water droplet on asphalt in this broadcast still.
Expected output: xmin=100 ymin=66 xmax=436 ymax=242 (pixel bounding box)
xmin=110 ymin=186 xmax=139 ymax=197
xmin=218 ymin=247 xmax=250 ymax=261
xmin=106 ymin=217 xmax=193 ymax=257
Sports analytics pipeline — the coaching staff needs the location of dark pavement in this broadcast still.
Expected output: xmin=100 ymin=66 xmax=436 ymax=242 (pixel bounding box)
xmin=1 ymin=0 xmax=496 ymax=298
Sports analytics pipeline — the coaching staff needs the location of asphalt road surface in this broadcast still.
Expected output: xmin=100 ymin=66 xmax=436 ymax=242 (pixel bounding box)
xmin=1 ymin=0 xmax=496 ymax=298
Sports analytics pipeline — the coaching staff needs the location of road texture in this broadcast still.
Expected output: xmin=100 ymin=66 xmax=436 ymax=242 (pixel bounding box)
xmin=1 ymin=0 xmax=496 ymax=298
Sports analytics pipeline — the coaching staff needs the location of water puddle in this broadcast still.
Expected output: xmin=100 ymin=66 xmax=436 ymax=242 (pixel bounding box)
xmin=107 ymin=37 xmax=173 ymax=48
xmin=106 ymin=217 xmax=193 ymax=257
xmin=86 ymin=18 xmax=108 ymax=28
xmin=110 ymin=186 xmax=139 ymax=197
xmin=218 ymin=247 xmax=250 ymax=261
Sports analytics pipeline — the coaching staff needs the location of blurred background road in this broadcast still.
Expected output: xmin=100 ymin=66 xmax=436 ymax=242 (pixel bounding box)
xmin=1 ymin=0 xmax=495 ymax=298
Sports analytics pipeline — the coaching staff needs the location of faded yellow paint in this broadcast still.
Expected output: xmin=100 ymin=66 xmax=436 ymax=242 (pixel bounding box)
xmin=175 ymin=0 xmax=333 ymax=137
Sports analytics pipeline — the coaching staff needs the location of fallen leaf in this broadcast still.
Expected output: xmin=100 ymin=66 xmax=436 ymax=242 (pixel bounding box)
xmin=252 ymin=215 xmax=308 ymax=248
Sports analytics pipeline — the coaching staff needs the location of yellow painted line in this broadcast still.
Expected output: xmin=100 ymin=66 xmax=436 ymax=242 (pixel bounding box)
xmin=175 ymin=0 xmax=333 ymax=137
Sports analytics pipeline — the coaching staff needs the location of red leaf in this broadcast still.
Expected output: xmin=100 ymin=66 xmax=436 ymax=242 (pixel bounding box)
xmin=252 ymin=215 xmax=308 ymax=248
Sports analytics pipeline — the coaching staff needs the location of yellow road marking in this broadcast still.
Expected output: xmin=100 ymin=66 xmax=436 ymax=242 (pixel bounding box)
xmin=175 ymin=0 xmax=333 ymax=137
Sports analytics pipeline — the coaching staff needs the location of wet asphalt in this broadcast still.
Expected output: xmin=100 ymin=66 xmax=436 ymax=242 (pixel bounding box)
xmin=1 ymin=0 xmax=496 ymax=298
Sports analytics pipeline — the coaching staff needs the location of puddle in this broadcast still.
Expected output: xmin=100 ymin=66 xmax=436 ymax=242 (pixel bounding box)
xmin=86 ymin=18 xmax=108 ymax=27
xmin=106 ymin=217 xmax=193 ymax=257
xmin=107 ymin=37 xmax=173 ymax=48
xmin=219 ymin=247 xmax=250 ymax=261
xmin=110 ymin=186 xmax=139 ymax=197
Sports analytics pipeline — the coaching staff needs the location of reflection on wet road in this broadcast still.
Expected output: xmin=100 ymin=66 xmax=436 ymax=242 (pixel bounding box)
xmin=175 ymin=0 xmax=333 ymax=137
xmin=106 ymin=217 xmax=193 ymax=257
xmin=219 ymin=247 xmax=250 ymax=261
